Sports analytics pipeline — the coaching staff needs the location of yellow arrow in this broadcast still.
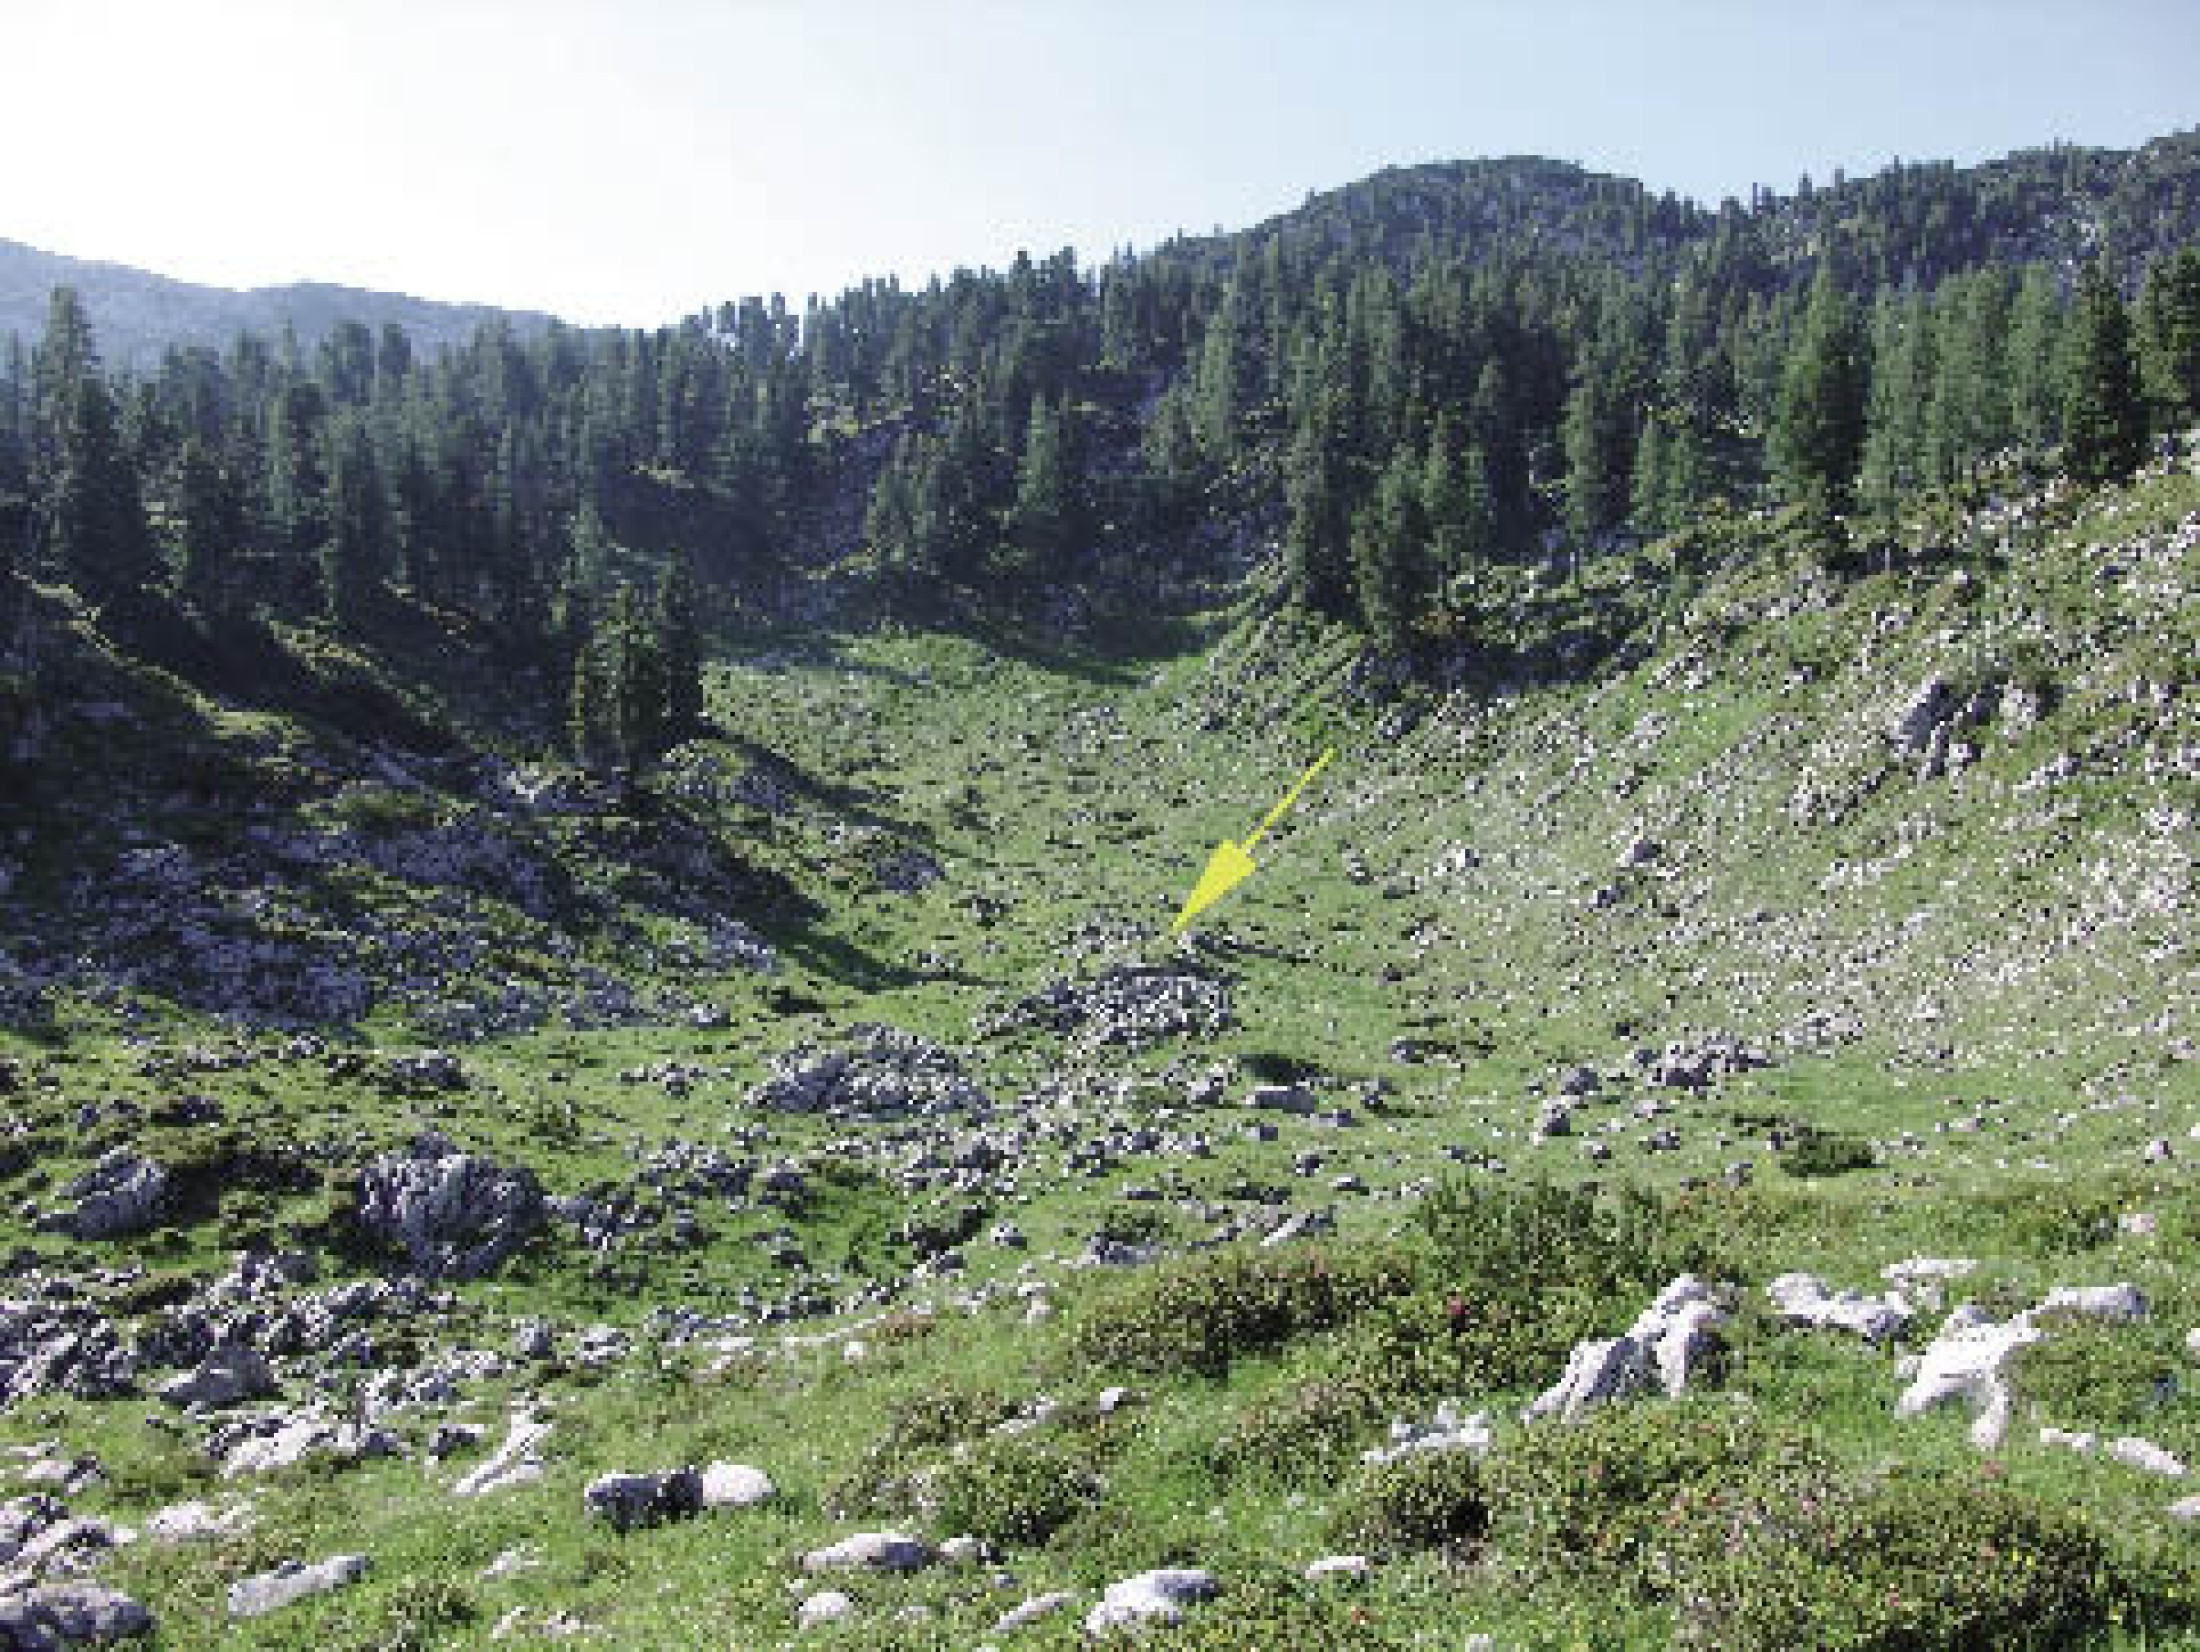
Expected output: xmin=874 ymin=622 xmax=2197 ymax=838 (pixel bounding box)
xmin=1171 ymin=747 xmax=1336 ymax=933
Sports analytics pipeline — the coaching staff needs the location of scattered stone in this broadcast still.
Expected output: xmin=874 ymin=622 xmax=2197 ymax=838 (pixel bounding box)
xmin=34 ymin=1152 xmax=167 ymax=1241
xmin=220 ymin=1416 xmax=399 ymax=1479
xmin=0 ymin=1583 xmax=151 ymax=1646
xmin=801 ymin=1531 xmax=934 ymax=1573
xmin=981 ymin=965 xmax=1230 ymax=1048
xmin=699 ymin=1462 xmax=775 ymax=1510
xmin=1364 ymin=1401 xmax=1494 ymax=1465
xmin=144 ymin=1501 xmax=252 ymax=1544
xmin=356 ymin=1134 xmax=545 ymax=1280
xmin=2108 ymin=1437 xmax=2188 ymax=1478
xmin=2035 ymin=1283 xmax=2148 ymax=1324
xmin=1766 ymin=1272 xmax=1913 ymax=1344
xmin=798 ymin=1590 xmax=855 ymax=1629
xmin=1086 ymin=1568 xmax=1218 ymax=1635
xmin=156 ymin=1346 xmax=274 ymax=1410
xmin=453 ymin=1413 xmax=551 ymax=1498
xmin=750 ymin=1028 xmax=989 ymax=1120
xmin=1305 ymin=1554 xmax=1373 ymax=1583
xmin=582 ymin=1468 xmax=702 ymax=1533
xmin=993 ymin=1590 xmax=1077 ymax=1633
xmin=227 ymin=1554 xmax=368 ymax=1620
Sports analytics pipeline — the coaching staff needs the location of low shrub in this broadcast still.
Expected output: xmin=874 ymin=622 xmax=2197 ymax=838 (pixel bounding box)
xmin=1210 ymin=1361 xmax=1397 ymax=1482
xmin=1673 ymin=1465 xmax=2196 ymax=1649
xmin=1485 ymin=1398 xmax=1810 ymax=1594
xmin=933 ymin=1435 xmax=1097 ymax=1548
xmin=1369 ymin=1177 xmax=1731 ymax=1394
xmin=1324 ymin=1447 xmax=1489 ymax=1555
xmin=1068 ymin=1243 xmax=1417 ymax=1379
xmin=1776 ymin=1126 xmax=1875 ymax=1178
xmin=2012 ymin=1321 xmax=2184 ymax=1430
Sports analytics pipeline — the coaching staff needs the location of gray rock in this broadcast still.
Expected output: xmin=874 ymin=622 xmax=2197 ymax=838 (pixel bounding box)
xmin=0 ymin=1583 xmax=152 ymax=1646
xmin=452 ymin=1412 xmax=550 ymax=1498
xmin=227 ymin=1554 xmax=368 ymax=1620
xmin=2035 ymin=1283 xmax=2148 ymax=1324
xmin=156 ymin=1345 xmax=273 ymax=1410
xmin=142 ymin=1501 xmax=252 ymax=1544
xmin=797 ymin=1589 xmax=854 ymax=1629
xmin=1766 ymin=1272 xmax=1913 ymax=1344
xmin=356 ymin=1134 xmax=544 ymax=1280
xmin=34 ymin=1152 xmax=167 ymax=1241
xmin=749 ymin=1028 xmax=989 ymax=1121
xmin=800 ymin=1530 xmax=934 ymax=1573
xmin=2108 ymin=1437 xmax=2188 ymax=1478
xmin=1304 ymin=1554 xmax=1373 ymax=1582
xmin=993 ymin=1590 xmax=1077 ymax=1633
xmin=582 ymin=1468 xmax=702 ymax=1533
xmin=1086 ymin=1568 xmax=1218 ymax=1635
xmin=698 ymin=1462 xmax=774 ymax=1509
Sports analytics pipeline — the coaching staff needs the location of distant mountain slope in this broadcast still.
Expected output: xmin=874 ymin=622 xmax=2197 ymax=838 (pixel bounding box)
xmin=0 ymin=236 xmax=557 ymax=368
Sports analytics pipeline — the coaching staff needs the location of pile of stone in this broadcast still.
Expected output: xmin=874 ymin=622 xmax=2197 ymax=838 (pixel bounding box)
xmin=748 ymin=1028 xmax=989 ymax=1121
xmin=978 ymin=965 xmax=1232 ymax=1048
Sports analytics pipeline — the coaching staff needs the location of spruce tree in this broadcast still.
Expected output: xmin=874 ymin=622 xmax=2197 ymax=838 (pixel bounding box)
xmin=612 ymin=584 xmax=669 ymax=796
xmin=2006 ymin=266 xmax=2064 ymax=455
xmin=323 ymin=416 xmax=388 ymax=627
xmin=2061 ymin=260 xmax=2148 ymax=486
xmin=177 ymin=437 xmax=243 ymax=608
xmin=654 ymin=558 xmax=704 ymax=738
xmin=1351 ymin=449 xmax=1425 ymax=652
xmin=1772 ymin=268 xmax=1870 ymax=522
xmin=1011 ymin=395 xmax=1077 ymax=570
xmin=2137 ymin=248 xmax=2200 ymax=434
xmin=50 ymin=376 xmax=156 ymax=606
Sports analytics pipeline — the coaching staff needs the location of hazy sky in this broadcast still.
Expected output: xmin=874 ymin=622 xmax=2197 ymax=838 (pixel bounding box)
xmin=7 ymin=1 xmax=2196 ymax=326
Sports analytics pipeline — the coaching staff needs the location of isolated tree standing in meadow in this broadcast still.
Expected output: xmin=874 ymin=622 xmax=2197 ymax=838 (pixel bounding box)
xmin=1773 ymin=268 xmax=1870 ymax=525
xmin=50 ymin=376 xmax=156 ymax=608
xmin=2061 ymin=260 xmax=2148 ymax=486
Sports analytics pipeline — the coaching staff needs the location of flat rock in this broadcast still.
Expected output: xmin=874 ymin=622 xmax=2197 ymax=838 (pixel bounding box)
xmin=993 ymin=1590 xmax=1077 ymax=1633
xmin=227 ymin=1554 xmax=368 ymax=1620
xmin=143 ymin=1501 xmax=253 ymax=1544
xmin=801 ymin=1530 xmax=934 ymax=1573
xmin=1766 ymin=1272 xmax=1912 ymax=1343
xmin=453 ymin=1413 xmax=550 ymax=1498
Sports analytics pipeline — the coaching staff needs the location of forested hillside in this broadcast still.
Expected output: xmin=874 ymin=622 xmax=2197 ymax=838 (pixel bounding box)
xmin=4 ymin=131 xmax=2200 ymax=786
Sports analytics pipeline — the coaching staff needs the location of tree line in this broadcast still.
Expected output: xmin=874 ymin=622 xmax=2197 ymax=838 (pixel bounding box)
xmin=2 ymin=145 xmax=2198 ymax=746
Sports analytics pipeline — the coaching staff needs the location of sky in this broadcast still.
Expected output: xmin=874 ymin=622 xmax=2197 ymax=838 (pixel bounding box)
xmin=6 ymin=0 xmax=2197 ymax=327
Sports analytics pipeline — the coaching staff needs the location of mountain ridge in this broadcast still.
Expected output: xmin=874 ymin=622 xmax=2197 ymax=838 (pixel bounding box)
xmin=0 ymin=233 xmax=558 ymax=368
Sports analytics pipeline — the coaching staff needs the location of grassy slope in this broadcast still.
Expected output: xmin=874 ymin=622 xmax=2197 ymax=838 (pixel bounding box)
xmin=0 ymin=454 xmax=2197 ymax=1646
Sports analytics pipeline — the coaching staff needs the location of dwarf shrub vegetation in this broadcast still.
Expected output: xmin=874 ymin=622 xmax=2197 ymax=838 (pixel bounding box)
xmin=933 ymin=1435 xmax=1098 ymax=1547
xmin=1324 ymin=1447 xmax=1489 ymax=1554
xmin=1068 ymin=1243 xmax=1417 ymax=1379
